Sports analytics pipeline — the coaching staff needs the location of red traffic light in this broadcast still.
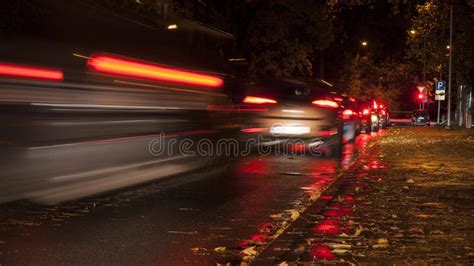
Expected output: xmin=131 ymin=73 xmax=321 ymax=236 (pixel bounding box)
xmin=418 ymin=93 xmax=423 ymax=100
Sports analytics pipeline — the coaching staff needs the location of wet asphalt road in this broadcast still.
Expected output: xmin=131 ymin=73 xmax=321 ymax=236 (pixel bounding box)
xmin=0 ymin=132 xmax=381 ymax=265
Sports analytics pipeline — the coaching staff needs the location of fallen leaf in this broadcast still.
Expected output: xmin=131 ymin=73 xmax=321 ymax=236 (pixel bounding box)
xmin=288 ymin=209 xmax=300 ymax=220
xmin=329 ymin=243 xmax=352 ymax=249
xmin=332 ymin=249 xmax=351 ymax=255
xmin=241 ymin=246 xmax=257 ymax=256
xmin=376 ymin=238 xmax=389 ymax=248
xmin=430 ymin=230 xmax=444 ymax=235
xmin=416 ymin=214 xmax=429 ymax=218
xmin=353 ymin=226 xmax=363 ymax=237
xmin=214 ymin=247 xmax=226 ymax=253
xmin=190 ymin=247 xmax=207 ymax=253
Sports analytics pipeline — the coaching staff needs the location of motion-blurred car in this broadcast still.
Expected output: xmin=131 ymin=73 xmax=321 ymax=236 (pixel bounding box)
xmin=411 ymin=109 xmax=430 ymax=126
xmin=238 ymin=79 xmax=344 ymax=156
xmin=0 ymin=0 xmax=238 ymax=203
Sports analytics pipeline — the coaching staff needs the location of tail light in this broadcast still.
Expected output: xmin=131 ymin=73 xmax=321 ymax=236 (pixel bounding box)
xmin=333 ymin=97 xmax=344 ymax=102
xmin=362 ymin=108 xmax=370 ymax=116
xmin=373 ymin=100 xmax=378 ymax=109
xmin=88 ymin=54 xmax=223 ymax=88
xmin=0 ymin=63 xmax=63 ymax=81
xmin=243 ymin=96 xmax=277 ymax=104
xmin=241 ymin=128 xmax=268 ymax=133
xmin=312 ymin=99 xmax=339 ymax=108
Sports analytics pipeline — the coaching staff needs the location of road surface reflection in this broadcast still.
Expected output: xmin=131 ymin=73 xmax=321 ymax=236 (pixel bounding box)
xmin=0 ymin=131 xmax=383 ymax=265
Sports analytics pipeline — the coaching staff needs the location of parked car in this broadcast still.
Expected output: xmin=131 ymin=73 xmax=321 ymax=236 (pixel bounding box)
xmin=411 ymin=109 xmax=430 ymax=126
xmin=238 ymin=79 xmax=344 ymax=156
xmin=356 ymin=99 xmax=380 ymax=133
xmin=375 ymin=102 xmax=390 ymax=129
xmin=336 ymin=96 xmax=361 ymax=143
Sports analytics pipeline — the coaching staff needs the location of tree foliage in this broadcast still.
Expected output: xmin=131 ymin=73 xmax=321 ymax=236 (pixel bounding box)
xmin=246 ymin=0 xmax=334 ymax=78
xmin=406 ymin=2 xmax=474 ymax=88
xmin=339 ymin=56 xmax=416 ymax=111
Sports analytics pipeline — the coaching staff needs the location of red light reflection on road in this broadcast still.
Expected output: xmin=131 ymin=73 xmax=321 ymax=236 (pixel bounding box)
xmin=323 ymin=206 xmax=352 ymax=218
xmin=238 ymin=158 xmax=268 ymax=174
xmin=314 ymin=219 xmax=343 ymax=235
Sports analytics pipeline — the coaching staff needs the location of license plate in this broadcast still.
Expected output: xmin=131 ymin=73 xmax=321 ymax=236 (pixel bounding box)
xmin=270 ymin=125 xmax=310 ymax=135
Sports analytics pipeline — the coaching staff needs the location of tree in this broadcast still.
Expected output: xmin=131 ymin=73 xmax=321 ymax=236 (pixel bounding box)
xmin=406 ymin=1 xmax=474 ymax=89
xmin=245 ymin=0 xmax=334 ymax=78
xmin=339 ymin=55 xmax=416 ymax=111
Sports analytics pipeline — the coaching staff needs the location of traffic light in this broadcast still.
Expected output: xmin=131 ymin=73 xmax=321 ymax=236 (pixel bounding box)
xmin=418 ymin=93 xmax=424 ymax=100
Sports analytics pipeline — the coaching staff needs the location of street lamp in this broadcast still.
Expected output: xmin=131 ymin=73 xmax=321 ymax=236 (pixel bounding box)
xmin=361 ymin=41 xmax=368 ymax=47
xmin=409 ymin=29 xmax=416 ymax=35
xmin=167 ymin=24 xmax=178 ymax=30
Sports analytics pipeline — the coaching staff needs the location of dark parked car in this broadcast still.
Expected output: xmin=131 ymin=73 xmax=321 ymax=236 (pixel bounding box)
xmin=412 ymin=109 xmax=430 ymax=126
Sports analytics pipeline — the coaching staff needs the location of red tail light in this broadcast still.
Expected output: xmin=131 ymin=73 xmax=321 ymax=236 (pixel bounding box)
xmin=362 ymin=108 xmax=370 ymax=115
xmin=333 ymin=97 xmax=344 ymax=102
xmin=373 ymin=100 xmax=378 ymax=109
xmin=312 ymin=99 xmax=339 ymax=108
xmin=0 ymin=63 xmax=63 ymax=81
xmin=88 ymin=54 xmax=223 ymax=88
xmin=243 ymin=96 xmax=277 ymax=104
xmin=241 ymin=128 xmax=268 ymax=133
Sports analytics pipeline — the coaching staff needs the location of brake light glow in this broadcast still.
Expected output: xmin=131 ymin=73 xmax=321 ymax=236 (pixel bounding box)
xmin=243 ymin=96 xmax=277 ymax=104
xmin=0 ymin=63 xmax=63 ymax=81
xmin=241 ymin=128 xmax=268 ymax=133
xmin=363 ymin=109 xmax=370 ymax=115
xmin=312 ymin=99 xmax=339 ymax=108
xmin=333 ymin=97 xmax=344 ymax=102
xmin=88 ymin=54 xmax=223 ymax=88
xmin=373 ymin=100 xmax=378 ymax=109
xmin=342 ymin=109 xmax=353 ymax=116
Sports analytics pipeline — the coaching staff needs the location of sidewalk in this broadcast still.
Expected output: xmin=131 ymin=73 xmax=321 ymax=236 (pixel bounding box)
xmin=257 ymin=127 xmax=474 ymax=265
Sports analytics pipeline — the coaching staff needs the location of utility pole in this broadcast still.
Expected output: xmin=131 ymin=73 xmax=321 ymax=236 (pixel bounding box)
xmin=446 ymin=5 xmax=453 ymax=129
xmin=437 ymin=69 xmax=442 ymax=124
xmin=422 ymin=41 xmax=426 ymax=110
